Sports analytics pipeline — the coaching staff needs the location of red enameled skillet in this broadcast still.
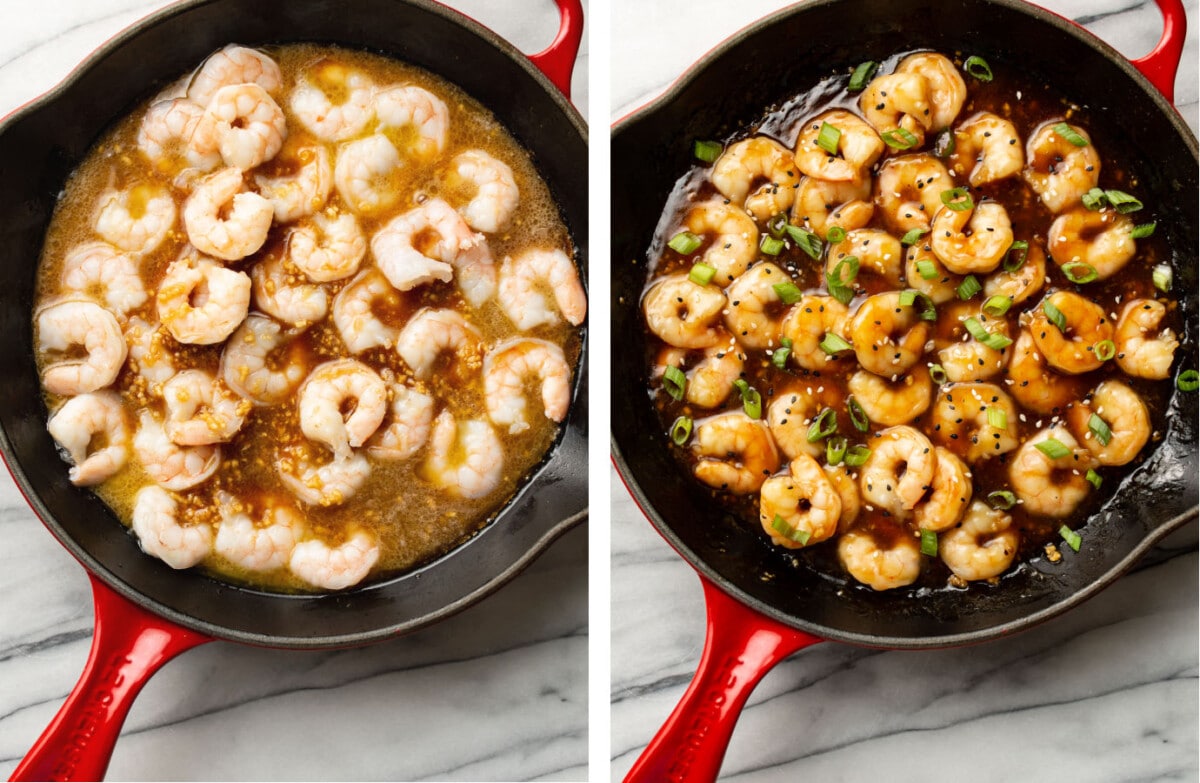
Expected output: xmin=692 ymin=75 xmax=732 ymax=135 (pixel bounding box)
xmin=610 ymin=0 xmax=1197 ymax=779
xmin=0 ymin=0 xmax=587 ymax=779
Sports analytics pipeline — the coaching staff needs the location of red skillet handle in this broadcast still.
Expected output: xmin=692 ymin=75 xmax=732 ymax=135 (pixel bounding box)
xmin=624 ymin=576 xmax=823 ymax=782
xmin=10 ymin=575 xmax=210 ymax=782
xmin=1130 ymin=0 xmax=1186 ymax=103
xmin=527 ymin=0 xmax=583 ymax=100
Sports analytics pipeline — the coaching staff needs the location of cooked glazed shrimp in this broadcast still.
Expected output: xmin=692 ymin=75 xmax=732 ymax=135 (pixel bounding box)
xmin=948 ymin=112 xmax=1022 ymax=187
xmin=824 ymin=464 xmax=862 ymax=533
xmin=137 ymin=98 xmax=221 ymax=174
xmin=374 ymin=85 xmax=450 ymax=161
xmin=183 ymin=168 xmax=274 ymax=261
xmin=331 ymin=269 xmax=401 ymax=353
xmin=779 ymin=295 xmax=851 ymax=372
xmin=759 ymin=454 xmax=841 ymax=549
xmin=766 ymin=388 xmax=823 ymax=460
xmin=982 ymin=239 xmax=1046 ymax=306
xmin=848 ymin=291 xmax=930 ymax=377
xmin=289 ymin=528 xmax=380 ymax=591
xmin=60 ymin=241 xmax=146 ymax=315
xmin=484 ymin=339 xmax=571 ymax=434
xmin=288 ymin=212 xmax=366 ymax=282
xmin=278 ymin=449 xmax=371 ymax=507
xmin=791 ymin=176 xmax=874 ymax=238
xmin=895 ymin=52 xmax=966 ymax=130
xmin=214 ymin=496 xmax=302 ymax=573
xmin=859 ymin=425 xmax=936 ymax=518
xmin=156 ymin=252 xmax=251 ymax=344
xmin=939 ymin=500 xmax=1018 ymax=581
xmin=935 ymin=301 xmax=1012 ymax=383
xmin=447 ymin=149 xmax=518 ymax=233
xmin=187 ymin=45 xmax=282 ymax=107
xmin=298 ymin=359 xmax=388 ymax=459
xmin=94 ymin=184 xmax=176 ymax=256
xmin=254 ymin=143 xmax=334 ymax=223
xmin=691 ymin=411 xmax=780 ymax=494
xmin=133 ymin=411 xmax=220 ymax=491
xmin=723 ymin=262 xmax=791 ymax=350
xmin=904 ymin=241 xmax=962 ymax=304
xmin=1009 ymin=426 xmax=1096 ymax=517
xmin=1007 ymin=329 xmax=1086 ymax=415
xmin=367 ymin=383 xmax=434 ymax=461
xmin=873 ymin=154 xmax=952 ymax=235
xmin=837 ymin=525 xmax=921 ymax=591
xmin=204 ymin=83 xmax=287 ymax=170
xmin=793 ymin=110 xmax=884 ymax=183
xmin=828 ymin=228 xmax=904 ymax=287
xmin=131 ymin=485 xmax=213 ymax=570
xmin=251 ymin=248 xmax=329 ymax=326
xmin=929 ymin=200 xmax=1014 ymax=274
xmin=1028 ymin=290 xmax=1114 ymax=374
xmin=162 ymin=369 xmax=249 ymax=446
xmin=499 ymin=248 xmax=587 ymax=331
xmin=686 ymin=342 xmax=745 ymax=409
xmin=682 ymin=199 xmax=759 ymax=284
xmin=1067 ymin=379 xmax=1150 ymax=466
xmin=37 ymin=299 xmax=127 ymax=396
xmin=1115 ymin=299 xmax=1178 ymax=379
xmin=370 ymin=197 xmax=468 ymax=291
xmin=859 ymin=72 xmax=933 ymax=148
xmin=125 ymin=316 xmax=177 ymax=392
xmin=1047 ymin=207 xmax=1136 ymax=280
xmin=424 ymin=411 xmax=504 ymax=499
xmin=334 ymin=134 xmax=403 ymax=214
xmin=846 ymin=365 xmax=933 ymax=426
xmin=289 ymin=61 xmax=374 ymax=142
xmin=643 ymin=274 xmax=726 ymax=350
xmin=46 ymin=392 xmax=130 ymax=486
xmin=394 ymin=308 xmax=482 ymax=379
xmin=1023 ymin=120 xmax=1100 ymax=213
xmin=929 ymin=382 xmax=1019 ymax=463
xmin=911 ymin=447 xmax=972 ymax=532
xmin=220 ymin=314 xmax=307 ymax=404
xmin=711 ymin=136 xmax=798 ymax=220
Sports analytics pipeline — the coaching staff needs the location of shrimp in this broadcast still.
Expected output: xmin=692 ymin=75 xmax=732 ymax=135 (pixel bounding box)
xmin=331 ymin=269 xmax=402 ymax=354
xmin=251 ymin=247 xmax=329 ymax=326
xmin=791 ymin=176 xmax=874 ymax=239
xmin=1007 ymin=329 xmax=1086 ymax=416
xmin=948 ymin=112 xmax=1022 ymax=187
xmin=289 ymin=528 xmax=380 ymax=591
xmin=374 ymin=85 xmax=450 ymax=161
xmin=935 ymin=301 xmax=1012 ymax=383
xmin=911 ymin=447 xmax=972 ymax=532
xmin=681 ymin=199 xmax=759 ymax=284
xmin=904 ymin=241 xmax=962 ymax=304
xmin=1114 ymin=299 xmax=1178 ymax=380
xmin=686 ymin=342 xmax=745 ymax=409
xmin=779 ymin=294 xmax=852 ymax=372
xmin=895 ymin=52 xmax=966 ymax=130
xmin=859 ymin=425 xmax=937 ymax=518
xmin=827 ymin=228 xmax=904 ymax=287
xmin=37 ymin=299 xmax=127 ymax=396
xmin=874 ymin=153 xmax=952 ymax=235
xmin=691 ymin=411 xmax=780 ymax=494
xmin=277 ymin=448 xmax=371 ymax=507
xmin=187 ymin=45 xmax=282 ymax=107
xmin=711 ymin=136 xmax=798 ymax=220
xmin=125 ymin=316 xmax=177 ymax=392
xmin=929 ymin=200 xmax=1014 ymax=274
xmin=1067 ymin=379 xmax=1150 ymax=466
xmin=982 ymin=239 xmax=1046 ymax=306
xmin=367 ymin=383 xmax=434 ymax=461
xmin=1023 ymin=120 xmax=1101 ymax=213
xmin=94 ymin=184 xmax=176 ymax=256
xmin=131 ymin=485 xmax=213 ymax=570
xmin=766 ymin=388 xmax=823 ymax=461
xmin=824 ymin=464 xmax=862 ymax=533
xmin=447 ymin=149 xmax=518 ymax=233
xmin=642 ymin=274 xmax=725 ymax=349
xmin=423 ymin=411 xmax=504 ymax=499
xmin=288 ymin=212 xmax=367 ymax=282
xmin=859 ymin=72 xmax=933 ymax=148
xmin=161 ymin=369 xmax=249 ymax=446
xmin=483 ymin=338 xmax=572 ymax=433
xmin=499 ymin=248 xmax=587 ymax=331
xmin=220 ymin=314 xmax=308 ymax=404
xmin=204 ymin=83 xmax=287 ymax=170
xmin=1047 ymin=207 xmax=1136 ymax=280
xmin=373 ymin=198 xmax=495 ymax=306
xmin=289 ymin=61 xmax=374 ymax=142
xmin=846 ymin=364 xmax=933 ymax=426
xmin=394 ymin=308 xmax=483 ymax=379
xmin=334 ymin=135 xmax=403 ymax=214
xmin=1028 ymin=290 xmax=1114 ymax=374
xmin=298 ymin=359 xmax=388 ymax=459
xmin=214 ymin=496 xmax=302 ymax=573
xmin=793 ymin=110 xmax=884 ymax=183
xmin=183 ymin=168 xmax=274 ymax=261
xmin=156 ymin=252 xmax=252 ymax=345
xmin=60 ymin=241 xmax=146 ymax=316
xmin=759 ymin=454 xmax=841 ymax=549
xmin=46 ymin=391 xmax=130 ymax=486
xmin=837 ymin=525 xmax=921 ymax=591
xmin=1008 ymin=426 xmax=1096 ymax=517
xmin=848 ymin=291 xmax=931 ymax=377
xmin=939 ymin=500 xmax=1018 ymax=582
xmin=137 ymin=98 xmax=222 ymax=175
xmin=723 ymin=262 xmax=792 ymax=350
xmin=254 ymin=143 xmax=334 ymax=223
xmin=930 ymin=382 xmax=1020 ymax=463
xmin=133 ymin=410 xmax=221 ymax=491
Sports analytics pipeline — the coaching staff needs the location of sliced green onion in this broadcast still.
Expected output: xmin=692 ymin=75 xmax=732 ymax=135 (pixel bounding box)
xmin=671 ymin=416 xmax=693 ymax=445
xmin=760 ymin=234 xmax=785 ymax=256
xmin=920 ymin=529 xmax=939 ymax=556
xmin=668 ymin=231 xmax=702 ymax=255
xmin=932 ymin=127 xmax=956 ymax=159
xmin=1085 ymin=468 xmax=1102 ymax=489
xmin=898 ymin=289 xmax=918 ymax=307
xmin=1003 ymin=240 xmax=1029 ymax=272
xmin=1179 ymin=370 xmax=1199 ymax=391
xmin=848 ymin=60 xmax=879 ymax=92
xmin=1035 ymin=438 xmax=1071 ymax=460
xmin=964 ymin=55 xmax=993 ymax=81
xmin=1053 ymin=122 xmax=1089 ymax=147
xmin=688 ymin=262 xmax=716 ymax=286
xmin=956 ymin=275 xmax=982 ymax=300
xmin=785 ymin=224 xmax=824 ymax=260
xmin=772 ymin=337 xmax=793 ymax=369
xmin=806 ymin=407 xmax=838 ymax=443
xmin=826 ymin=435 xmax=848 ymax=466
xmin=881 ymin=127 xmax=919 ymax=150
xmin=816 ymin=122 xmax=841 ymax=155
xmin=826 ymin=225 xmax=847 ymax=244
xmin=766 ymin=212 xmax=789 ymax=239
xmin=915 ymin=259 xmax=938 ymax=280
xmin=1085 ymin=414 xmax=1110 ymax=445
xmin=986 ymin=406 xmax=1007 ymax=430
xmin=847 ymin=396 xmax=869 ymax=432
xmin=1043 ymin=299 xmax=1067 ymax=332
xmin=773 ymin=281 xmax=803 ymax=305
xmin=844 ymin=445 xmax=872 ymax=467
xmin=1131 ymin=221 xmax=1157 ymax=239
xmin=1094 ymin=339 xmax=1116 ymax=362
xmin=732 ymin=378 xmax=762 ymax=419
xmin=1152 ymin=264 xmax=1172 ymax=293
xmin=983 ymin=295 xmax=1013 ymax=318
xmin=693 ymin=139 xmax=723 ymax=163
xmin=929 ymin=363 xmax=948 ymax=385
xmin=663 ymin=365 xmax=686 ymax=401
xmin=1061 ymin=261 xmax=1098 ymax=284
xmin=1059 ymin=525 xmax=1082 ymax=552
xmin=963 ymin=316 xmax=1013 ymax=350
xmin=987 ymin=490 xmax=1016 ymax=510
xmin=1104 ymin=189 xmax=1142 ymax=214
xmin=771 ymin=513 xmax=810 ymax=545
xmin=1081 ymin=187 xmax=1108 ymax=210
xmin=901 ymin=228 xmax=928 ymax=247
xmin=940 ymin=187 xmax=974 ymax=212
xmin=820 ymin=332 xmax=853 ymax=355
xmin=899 ymin=289 xmax=937 ymax=321
xmin=826 ymin=255 xmax=860 ymax=305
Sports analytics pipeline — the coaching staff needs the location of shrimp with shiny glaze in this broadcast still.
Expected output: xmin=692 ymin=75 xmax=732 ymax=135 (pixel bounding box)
xmin=183 ymin=167 xmax=273 ymax=261
xmin=828 ymin=228 xmax=904 ymax=287
xmin=691 ymin=412 xmax=780 ymax=494
xmin=859 ymin=72 xmax=933 ymax=148
xmin=484 ymin=338 xmax=571 ymax=434
xmin=448 ymin=149 xmax=518 ymax=233
xmin=367 ymin=383 xmax=434 ymax=460
xmin=133 ymin=411 xmax=220 ymax=491
xmin=370 ymin=197 xmax=476 ymax=294
xmin=187 ymin=45 xmax=282 ymax=107
xmin=334 ymin=135 xmax=403 ymax=214
xmin=939 ymin=500 xmax=1018 ymax=582
xmin=1028 ymin=290 xmax=1114 ymax=374
xmin=499 ymin=248 xmax=587 ymax=330
xmin=1023 ymin=120 xmax=1100 ymax=213
xmin=220 ymin=314 xmax=307 ymax=404
xmin=1008 ymin=426 xmax=1096 ymax=517
xmin=793 ymin=110 xmax=884 ymax=183
xmin=643 ymin=274 xmax=725 ymax=350
xmin=895 ymin=52 xmax=966 ymax=130
xmin=374 ymin=85 xmax=450 ymax=161
xmin=723 ymin=262 xmax=791 ymax=350
xmin=982 ymin=239 xmax=1046 ymax=307
xmin=930 ymin=382 xmax=1019 ymax=463
xmin=298 ymin=359 xmax=388 ymax=459
xmin=288 ymin=212 xmax=367 ymax=283
xmin=94 ymin=184 xmax=176 ymax=256
xmin=131 ymin=485 xmax=213 ymax=570
xmin=1067 ymin=379 xmax=1150 ymax=466
xmin=904 ymin=242 xmax=962 ymax=304
xmin=779 ymin=294 xmax=851 ymax=372
xmin=214 ymin=496 xmax=302 ymax=573
xmin=157 ymin=252 xmax=251 ymax=345
xmin=929 ymin=201 xmax=1014 ymax=275
xmin=837 ymin=525 xmax=921 ymax=591
xmin=423 ymin=411 xmax=504 ymax=499
xmin=1047 ymin=207 xmax=1136 ymax=280
xmin=251 ymin=247 xmax=329 ymax=326
xmin=290 ymin=528 xmax=380 ymax=591
xmin=848 ymin=291 xmax=930 ymax=377
xmin=331 ymin=269 xmax=402 ymax=354
xmin=37 ymin=299 xmax=127 ymax=395
xmin=874 ymin=153 xmax=952 ymax=235
xmin=948 ymin=112 xmax=1022 ymax=187
xmin=394 ymin=308 xmax=482 ymax=379
xmin=824 ymin=464 xmax=861 ymax=533
xmin=204 ymin=83 xmax=287 ymax=170
xmin=61 ymin=242 xmax=147 ymax=316
xmin=278 ymin=449 xmax=371 ymax=507
xmin=685 ymin=342 xmax=745 ymax=409
xmin=935 ymin=302 xmax=1012 ymax=383
xmin=137 ymin=98 xmax=221 ymax=175
xmin=847 ymin=364 xmax=933 ymax=426
xmin=911 ymin=447 xmax=972 ymax=532
xmin=759 ymin=454 xmax=841 ymax=549
xmin=254 ymin=143 xmax=334 ymax=223
xmin=289 ymin=62 xmax=374 ymax=142
xmin=1114 ymin=299 xmax=1178 ymax=379
xmin=766 ymin=388 xmax=823 ymax=461
xmin=1007 ymin=329 xmax=1086 ymax=415
xmin=791 ymin=176 xmax=874 ymax=239
xmin=711 ymin=136 xmax=798 ymax=220
xmin=125 ymin=317 xmax=176 ymax=392
xmin=162 ymin=369 xmax=249 ymax=446
xmin=681 ymin=199 xmax=759 ymax=284
xmin=859 ymin=425 xmax=936 ymax=518
xmin=47 ymin=392 xmax=130 ymax=486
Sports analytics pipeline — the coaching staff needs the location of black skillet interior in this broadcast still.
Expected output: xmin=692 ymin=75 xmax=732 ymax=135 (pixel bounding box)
xmin=0 ymin=0 xmax=588 ymax=648
xmin=612 ymin=0 xmax=1197 ymax=649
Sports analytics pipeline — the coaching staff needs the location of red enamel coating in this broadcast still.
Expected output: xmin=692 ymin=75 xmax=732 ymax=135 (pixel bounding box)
xmin=528 ymin=0 xmax=584 ymax=99
xmin=624 ymin=577 xmax=822 ymax=783
xmin=1130 ymin=0 xmax=1186 ymax=102
xmin=9 ymin=576 xmax=210 ymax=782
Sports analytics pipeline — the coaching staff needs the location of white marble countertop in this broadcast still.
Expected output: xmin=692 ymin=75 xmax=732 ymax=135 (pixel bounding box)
xmin=0 ymin=1 xmax=588 ymax=781
xmin=610 ymin=0 xmax=1199 ymax=781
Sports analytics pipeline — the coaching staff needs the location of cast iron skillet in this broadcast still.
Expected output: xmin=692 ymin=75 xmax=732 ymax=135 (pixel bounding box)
xmin=611 ymin=0 xmax=1197 ymax=779
xmin=0 ymin=0 xmax=587 ymax=779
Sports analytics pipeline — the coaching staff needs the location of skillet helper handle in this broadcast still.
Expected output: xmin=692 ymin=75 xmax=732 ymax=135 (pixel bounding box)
xmin=624 ymin=576 xmax=823 ymax=783
xmin=1130 ymin=0 xmax=1186 ymax=103
xmin=10 ymin=575 xmax=210 ymax=782
xmin=527 ymin=0 xmax=583 ymax=99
